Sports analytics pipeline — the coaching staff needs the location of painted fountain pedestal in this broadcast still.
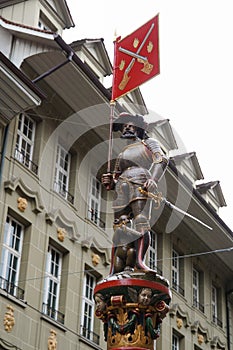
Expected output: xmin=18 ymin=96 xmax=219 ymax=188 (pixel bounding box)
xmin=94 ymin=270 xmax=171 ymax=350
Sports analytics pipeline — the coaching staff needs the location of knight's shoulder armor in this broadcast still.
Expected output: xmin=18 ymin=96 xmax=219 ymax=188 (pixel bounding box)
xmin=142 ymin=138 xmax=168 ymax=164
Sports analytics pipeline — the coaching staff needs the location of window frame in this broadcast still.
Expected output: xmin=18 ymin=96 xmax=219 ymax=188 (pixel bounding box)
xmin=81 ymin=271 xmax=96 ymax=342
xmin=15 ymin=113 xmax=36 ymax=171
xmin=193 ymin=268 xmax=200 ymax=307
xmin=212 ymin=284 xmax=222 ymax=327
xmin=192 ymin=267 xmax=204 ymax=312
xmin=0 ymin=215 xmax=24 ymax=298
xmin=172 ymin=333 xmax=180 ymax=350
xmin=38 ymin=10 xmax=57 ymax=31
xmin=43 ymin=245 xmax=63 ymax=322
xmin=172 ymin=249 xmax=179 ymax=292
xmin=88 ymin=175 xmax=102 ymax=227
xmin=212 ymin=285 xmax=217 ymax=321
xmin=54 ymin=143 xmax=72 ymax=201
xmin=148 ymin=230 xmax=158 ymax=271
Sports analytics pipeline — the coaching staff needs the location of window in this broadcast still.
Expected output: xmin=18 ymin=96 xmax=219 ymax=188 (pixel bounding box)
xmin=212 ymin=285 xmax=222 ymax=327
xmin=194 ymin=345 xmax=202 ymax=350
xmin=0 ymin=215 xmax=24 ymax=299
xmin=148 ymin=231 xmax=161 ymax=273
xmin=172 ymin=334 xmax=179 ymax=350
xmin=54 ymin=144 xmax=73 ymax=204
xmin=43 ymin=246 xmax=64 ymax=324
xmin=38 ymin=11 xmax=57 ymax=31
xmin=88 ymin=175 xmax=104 ymax=228
xmin=193 ymin=268 xmax=204 ymax=312
xmin=15 ymin=113 xmax=37 ymax=173
xmin=172 ymin=332 xmax=184 ymax=350
xmin=172 ymin=250 xmax=179 ymax=291
xmin=212 ymin=285 xmax=218 ymax=323
xmin=193 ymin=268 xmax=199 ymax=306
xmin=81 ymin=271 xmax=99 ymax=344
xmin=172 ymin=250 xmax=184 ymax=295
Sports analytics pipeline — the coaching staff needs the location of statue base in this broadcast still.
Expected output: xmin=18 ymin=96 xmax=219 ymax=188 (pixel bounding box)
xmin=94 ymin=270 xmax=171 ymax=350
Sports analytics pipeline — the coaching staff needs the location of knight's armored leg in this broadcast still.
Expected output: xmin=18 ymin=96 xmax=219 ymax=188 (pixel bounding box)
xmin=110 ymin=214 xmax=132 ymax=274
xmin=125 ymin=243 xmax=136 ymax=271
xmin=109 ymin=217 xmax=123 ymax=275
xmin=113 ymin=246 xmax=127 ymax=273
xmin=136 ymin=230 xmax=151 ymax=270
xmin=109 ymin=246 xmax=116 ymax=275
xmin=131 ymin=200 xmax=152 ymax=271
xmin=134 ymin=214 xmax=151 ymax=270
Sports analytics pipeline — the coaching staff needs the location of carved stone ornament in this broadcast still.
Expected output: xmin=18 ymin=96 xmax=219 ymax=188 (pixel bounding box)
xmin=17 ymin=197 xmax=28 ymax=212
xmin=57 ymin=227 xmax=66 ymax=242
xmin=48 ymin=329 xmax=57 ymax=350
xmin=92 ymin=253 xmax=100 ymax=266
xmin=198 ymin=333 xmax=204 ymax=345
xmin=4 ymin=305 xmax=15 ymax=332
xmin=176 ymin=317 xmax=183 ymax=329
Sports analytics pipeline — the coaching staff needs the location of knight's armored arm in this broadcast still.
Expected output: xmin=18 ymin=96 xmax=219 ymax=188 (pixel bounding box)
xmin=144 ymin=138 xmax=169 ymax=184
xmin=150 ymin=155 xmax=168 ymax=184
xmin=101 ymin=173 xmax=115 ymax=190
xmin=113 ymin=153 xmax=122 ymax=182
xmin=101 ymin=153 xmax=122 ymax=190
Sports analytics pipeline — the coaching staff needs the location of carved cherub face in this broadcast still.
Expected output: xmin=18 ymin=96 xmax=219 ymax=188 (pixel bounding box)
xmin=94 ymin=293 xmax=106 ymax=312
xmin=92 ymin=253 xmax=100 ymax=266
xmin=176 ymin=317 xmax=183 ymax=329
xmin=138 ymin=288 xmax=152 ymax=306
xmin=17 ymin=197 xmax=27 ymax=212
xmin=197 ymin=334 xmax=204 ymax=345
xmin=57 ymin=228 xmax=66 ymax=242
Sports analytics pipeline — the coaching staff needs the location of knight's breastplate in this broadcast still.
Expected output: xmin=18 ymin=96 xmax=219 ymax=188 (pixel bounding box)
xmin=119 ymin=142 xmax=152 ymax=171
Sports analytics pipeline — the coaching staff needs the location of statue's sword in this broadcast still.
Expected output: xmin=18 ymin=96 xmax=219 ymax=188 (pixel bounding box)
xmin=138 ymin=187 xmax=213 ymax=231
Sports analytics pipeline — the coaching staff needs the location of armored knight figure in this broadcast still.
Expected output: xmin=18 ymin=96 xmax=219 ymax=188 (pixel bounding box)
xmin=102 ymin=112 xmax=168 ymax=274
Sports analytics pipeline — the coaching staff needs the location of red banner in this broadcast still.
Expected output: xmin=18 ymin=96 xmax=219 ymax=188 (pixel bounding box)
xmin=111 ymin=14 xmax=160 ymax=101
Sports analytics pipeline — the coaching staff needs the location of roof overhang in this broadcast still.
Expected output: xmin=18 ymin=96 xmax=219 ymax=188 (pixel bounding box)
xmin=41 ymin=0 xmax=75 ymax=29
xmin=148 ymin=119 xmax=178 ymax=152
xmin=171 ymin=152 xmax=204 ymax=181
xmin=0 ymin=52 xmax=45 ymax=122
xmin=0 ymin=0 xmax=74 ymax=29
xmin=70 ymin=38 xmax=112 ymax=76
xmin=0 ymin=0 xmax=23 ymax=8
xmin=0 ymin=16 xmax=58 ymax=47
xmin=21 ymin=49 xmax=111 ymax=112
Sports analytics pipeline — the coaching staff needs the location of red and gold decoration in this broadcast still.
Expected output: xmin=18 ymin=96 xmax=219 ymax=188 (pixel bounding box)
xmin=111 ymin=15 xmax=159 ymax=101
xmin=94 ymin=273 xmax=171 ymax=350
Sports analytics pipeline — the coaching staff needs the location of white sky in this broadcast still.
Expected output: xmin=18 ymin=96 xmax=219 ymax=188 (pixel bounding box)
xmin=64 ymin=0 xmax=233 ymax=230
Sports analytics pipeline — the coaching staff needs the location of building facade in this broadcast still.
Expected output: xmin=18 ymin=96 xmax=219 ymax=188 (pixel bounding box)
xmin=0 ymin=1 xmax=232 ymax=350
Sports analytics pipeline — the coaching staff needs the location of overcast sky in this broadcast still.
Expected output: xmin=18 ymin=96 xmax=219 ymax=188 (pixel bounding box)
xmin=64 ymin=0 xmax=233 ymax=231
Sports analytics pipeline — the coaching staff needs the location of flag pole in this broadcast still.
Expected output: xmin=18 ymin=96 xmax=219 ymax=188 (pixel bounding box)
xmin=107 ymin=99 xmax=115 ymax=173
xmin=107 ymin=33 xmax=118 ymax=174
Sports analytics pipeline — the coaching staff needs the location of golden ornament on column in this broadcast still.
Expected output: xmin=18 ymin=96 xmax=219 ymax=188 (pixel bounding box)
xmin=57 ymin=227 xmax=66 ymax=242
xmin=17 ymin=197 xmax=28 ymax=212
xmin=48 ymin=329 xmax=57 ymax=350
xmin=92 ymin=253 xmax=100 ymax=266
xmin=4 ymin=305 xmax=15 ymax=332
